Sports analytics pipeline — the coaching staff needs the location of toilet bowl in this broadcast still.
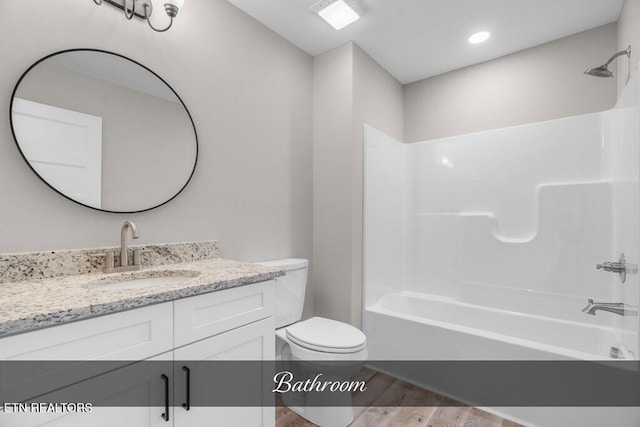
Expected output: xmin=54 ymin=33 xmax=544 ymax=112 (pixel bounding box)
xmin=256 ymin=259 xmax=368 ymax=427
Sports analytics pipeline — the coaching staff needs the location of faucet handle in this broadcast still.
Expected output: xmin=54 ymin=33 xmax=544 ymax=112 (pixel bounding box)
xmin=133 ymin=248 xmax=153 ymax=266
xmin=90 ymin=250 xmax=116 ymax=271
xmin=596 ymin=254 xmax=637 ymax=283
xmin=596 ymin=262 xmax=614 ymax=270
xmin=105 ymin=250 xmax=115 ymax=269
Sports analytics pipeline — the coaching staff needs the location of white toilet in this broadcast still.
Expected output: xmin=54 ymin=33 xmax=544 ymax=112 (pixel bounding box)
xmin=256 ymin=258 xmax=368 ymax=427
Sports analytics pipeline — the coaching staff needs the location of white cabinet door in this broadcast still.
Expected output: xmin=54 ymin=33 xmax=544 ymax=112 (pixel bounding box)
xmin=0 ymin=352 xmax=173 ymax=427
xmin=173 ymin=317 xmax=275 ymax=427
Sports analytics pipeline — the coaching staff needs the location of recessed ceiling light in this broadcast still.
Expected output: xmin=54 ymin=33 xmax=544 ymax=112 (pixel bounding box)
xmin=311 ymin=0 xmax=363 ymax=31
xmin=468 ymin=31 xmax=491 ymax=44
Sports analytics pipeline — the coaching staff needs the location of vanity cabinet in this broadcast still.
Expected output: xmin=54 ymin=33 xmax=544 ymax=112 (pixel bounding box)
xmin=0 ymin=280 xmax=275 ymax=427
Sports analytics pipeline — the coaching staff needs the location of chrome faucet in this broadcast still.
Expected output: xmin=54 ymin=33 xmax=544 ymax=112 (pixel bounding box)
xmin=120 ymin=220 xmax=139 ymax=268
xmin=582 ymin=299 xmax=639 ymax=317
xmin=94 ymin=221 xmax=144 ymax=273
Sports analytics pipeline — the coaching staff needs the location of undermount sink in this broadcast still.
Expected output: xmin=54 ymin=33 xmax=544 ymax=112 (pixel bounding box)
xmin=87 ymin=270 xmax=200 ymax=291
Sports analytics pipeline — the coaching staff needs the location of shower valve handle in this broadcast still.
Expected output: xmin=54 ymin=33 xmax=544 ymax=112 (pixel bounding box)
xmin=596 ymin=254 xmax=638 ymax=284
xmin=596 ymin=262 xmax=626 ymax=273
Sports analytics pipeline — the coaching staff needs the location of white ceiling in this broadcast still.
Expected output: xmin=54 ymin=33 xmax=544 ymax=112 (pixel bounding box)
xmin=226 ymin=0 xmax=624 ymax=84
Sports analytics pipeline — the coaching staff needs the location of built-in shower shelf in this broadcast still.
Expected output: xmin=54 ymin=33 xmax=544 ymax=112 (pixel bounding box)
xmin=413 ymin=180 xmax=617 ymax=243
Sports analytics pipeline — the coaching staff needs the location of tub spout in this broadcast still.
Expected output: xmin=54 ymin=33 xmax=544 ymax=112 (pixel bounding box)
xmin=582 ymin=299 xmax=638 ymax=317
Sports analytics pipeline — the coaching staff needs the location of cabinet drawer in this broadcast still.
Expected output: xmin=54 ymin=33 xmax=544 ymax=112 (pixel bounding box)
xmin=0 ymin=302 xmax=173 ymax=361
xmin=174 ymin=280 xmax=275 ymax=347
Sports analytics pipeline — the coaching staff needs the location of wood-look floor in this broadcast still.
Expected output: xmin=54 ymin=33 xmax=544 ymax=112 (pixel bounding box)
xmin=276 ymin=368 xmax=523 ymax=427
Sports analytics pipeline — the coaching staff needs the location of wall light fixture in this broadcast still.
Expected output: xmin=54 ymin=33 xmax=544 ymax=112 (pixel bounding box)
xmin=93 ymin=0 xmax=184 ymax=33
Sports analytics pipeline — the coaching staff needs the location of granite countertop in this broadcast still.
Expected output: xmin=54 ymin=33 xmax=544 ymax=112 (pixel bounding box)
xmin=0 ymin=257 xmax=284 ymax=338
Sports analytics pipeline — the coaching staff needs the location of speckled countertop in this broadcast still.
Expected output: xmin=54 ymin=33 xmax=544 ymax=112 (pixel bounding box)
xmin=0 ymin=243 xmax=284 ymax=338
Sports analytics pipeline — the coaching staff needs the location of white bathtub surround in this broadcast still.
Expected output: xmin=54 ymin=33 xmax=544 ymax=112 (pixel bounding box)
xmin=0 ymin=240 xmax=221 ymax=283
xmin=363 ymin=71 xmax=640 ymax=427
xmin=364 ymin=70 xmax=640 ymax=357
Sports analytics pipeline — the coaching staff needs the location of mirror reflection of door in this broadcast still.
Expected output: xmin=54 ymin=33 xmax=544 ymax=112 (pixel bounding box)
xmin=12 ymin=98 xmax=103 ymax=208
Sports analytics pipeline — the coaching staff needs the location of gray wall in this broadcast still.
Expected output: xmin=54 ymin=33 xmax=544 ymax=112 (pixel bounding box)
xmin=312 ymin=42 xmax=403 ymax=327
xmin=404 ymin=23 xmax=618 ymax=142
xmin=0 ymin=0 xmax=314 ymax=315
xmin=618 ymin=0 xmax=640 ymax=94
xmin=312 ymin=43 xmax=354 ymax=324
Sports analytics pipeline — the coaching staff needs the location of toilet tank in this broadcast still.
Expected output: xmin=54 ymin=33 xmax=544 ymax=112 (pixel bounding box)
xmin=256 ymin=258 xmax=308 ymax=328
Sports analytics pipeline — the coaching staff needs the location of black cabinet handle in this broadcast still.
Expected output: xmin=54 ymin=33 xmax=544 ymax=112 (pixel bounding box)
xmin=182 ymin=366 xmax=191 ymax=411
xmin=161 ymin=374 xmax=170 ymax=422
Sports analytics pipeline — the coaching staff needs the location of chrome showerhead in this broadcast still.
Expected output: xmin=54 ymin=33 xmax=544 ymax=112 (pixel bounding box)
xmin=584 ymin=64 xmax=614 ymax=78
xmin=584 ymin=45 xmax=631 ymax=78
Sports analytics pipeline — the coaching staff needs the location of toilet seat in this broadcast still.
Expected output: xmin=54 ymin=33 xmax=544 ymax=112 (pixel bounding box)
xmin=285 ymin=317 xmax=367 ymax=354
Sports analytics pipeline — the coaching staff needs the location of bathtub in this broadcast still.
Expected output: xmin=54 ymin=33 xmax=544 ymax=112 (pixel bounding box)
xmin=363 ymin=291 xmax=640 ymax=427
xmin=365 ymin=291 xmax=623 ymax=361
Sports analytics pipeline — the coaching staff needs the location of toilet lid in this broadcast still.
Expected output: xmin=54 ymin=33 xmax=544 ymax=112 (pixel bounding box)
xmin=286 ymin=317 xmax=367 ymax=353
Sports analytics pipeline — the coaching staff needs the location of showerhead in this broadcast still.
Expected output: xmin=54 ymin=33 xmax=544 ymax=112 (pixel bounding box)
xmin=584 ymin=45 xmax=631 ymax=78
xmin=584 ymin=64 xmax=614 ymax=78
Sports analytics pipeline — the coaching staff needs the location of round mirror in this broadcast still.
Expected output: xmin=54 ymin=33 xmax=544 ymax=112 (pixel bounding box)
xmin=10 ymin=49 xmax=198 ymax=213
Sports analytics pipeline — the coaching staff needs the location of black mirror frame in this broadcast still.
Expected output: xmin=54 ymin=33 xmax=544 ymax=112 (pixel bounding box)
xmin=9 ymin=48 xmax=198 ymax=214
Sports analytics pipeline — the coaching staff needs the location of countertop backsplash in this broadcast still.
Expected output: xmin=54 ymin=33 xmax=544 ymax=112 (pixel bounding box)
xmin=0 ymin=241 xmax=221 ymax=284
